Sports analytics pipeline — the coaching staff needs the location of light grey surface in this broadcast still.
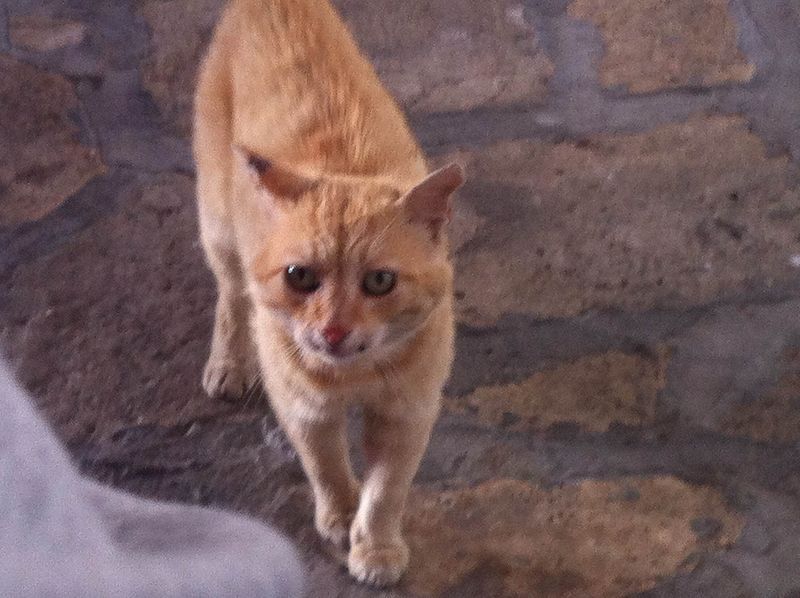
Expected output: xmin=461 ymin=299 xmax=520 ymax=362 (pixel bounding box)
xmin=0 ymin=360 xmax=303 ymax=598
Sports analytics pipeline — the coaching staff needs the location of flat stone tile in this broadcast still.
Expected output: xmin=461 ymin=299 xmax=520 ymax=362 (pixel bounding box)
xmin=568 ymin=0 xmax=754 ymax=93
xmin=0 ymin=54 xmax=105 ymax=227
xmin=401 ymin=477 xmax=742 ymax=596
xmin=336 ymin=0 xmax=553 ymax=112
xmin=448 ymin=115 xmax=800 ymax=323
xmin=446 ymin=348 xmax=668 ymax=433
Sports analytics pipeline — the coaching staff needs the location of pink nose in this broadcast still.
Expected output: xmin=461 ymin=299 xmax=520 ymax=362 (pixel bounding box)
xmin=322 ymin=325 xmax=349 ymax=348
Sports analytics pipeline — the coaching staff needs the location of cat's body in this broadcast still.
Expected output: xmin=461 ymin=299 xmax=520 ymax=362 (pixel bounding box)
xmin=194 ymin=0 xmax=463 ymax=586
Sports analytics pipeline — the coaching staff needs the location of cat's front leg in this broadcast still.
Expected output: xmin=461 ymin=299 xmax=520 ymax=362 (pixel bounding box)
xmin=348 ymin=402 xmax=439 ymax=587
xmin=198 ymin=211 xmax=259 ymax=401
xmin=278 ymin=408 xmax=360 ymax=547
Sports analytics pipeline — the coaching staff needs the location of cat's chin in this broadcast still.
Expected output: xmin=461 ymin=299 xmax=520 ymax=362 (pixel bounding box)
xmin=311 ymin=351 xmax=364 ymax=368
xmin=298 ymin=345 xmax=373 ymax=371
xmin=298 ymin=340 xmax=408 ymax=374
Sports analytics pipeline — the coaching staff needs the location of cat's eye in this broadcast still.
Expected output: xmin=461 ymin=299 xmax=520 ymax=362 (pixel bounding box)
xmin=284 ymin=265 xmax=320 ymax=293
xmin=362 ymin=270 xmax=396 ymax=296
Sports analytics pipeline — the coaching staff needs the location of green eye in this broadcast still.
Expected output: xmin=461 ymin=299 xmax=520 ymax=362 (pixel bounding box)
xmin=362 ymin=270 xmax=396 ymax=296
xmin=284 ymin=265 xmax=320 ymax=293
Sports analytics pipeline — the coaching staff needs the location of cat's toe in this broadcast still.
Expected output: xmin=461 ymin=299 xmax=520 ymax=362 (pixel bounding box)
xmin=347 ymin=541 xmax=409 ymax=587
xmin=201 ymin=359 xmax=255 ymax=401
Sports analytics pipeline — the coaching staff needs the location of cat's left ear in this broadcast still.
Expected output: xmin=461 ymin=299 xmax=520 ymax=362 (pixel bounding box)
xmin=402 ymin=163 xmax=465 ymax=239
xmin=236 ymin=146 xmax=316 ymax=201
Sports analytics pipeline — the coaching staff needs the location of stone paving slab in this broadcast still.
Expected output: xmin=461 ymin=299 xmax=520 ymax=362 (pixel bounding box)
xmin=335 ymin=0 xmax=553 ymax=113
xmin=568 ymin=0 xmax=754 ymax=94
xmin=0 ymin=54 xmax=104 ymax=227
xmin=447 ymin=115 xmax=800 ymax=323
xmin=446 ymin=348 xmax=668 ymax=433
xmin=138 ymin=0 xmax=225 ymax=136
xmin=1 ymin=173 xmax=239 ymax=441
xmin=2 ymin=0 xmax=800 ymax=595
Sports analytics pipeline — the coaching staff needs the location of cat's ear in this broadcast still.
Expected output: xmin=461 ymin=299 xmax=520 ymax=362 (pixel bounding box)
xmin=236 ymin=146 xmax=316 ymax=200
xmin=402 ymin=163 xmax=465 ymax=238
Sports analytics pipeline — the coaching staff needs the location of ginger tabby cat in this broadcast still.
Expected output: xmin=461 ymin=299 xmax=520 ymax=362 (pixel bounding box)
xmin=194 ymin=0 xmax=464 ymax=586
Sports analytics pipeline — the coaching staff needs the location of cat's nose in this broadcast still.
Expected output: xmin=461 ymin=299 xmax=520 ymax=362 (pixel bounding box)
xmin=322 ymin=325 xmax=350 ymax=349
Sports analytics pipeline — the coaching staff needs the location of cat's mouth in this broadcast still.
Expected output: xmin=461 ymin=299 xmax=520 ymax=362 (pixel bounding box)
xmin=304 ymin=337 xmax=370 ymax=366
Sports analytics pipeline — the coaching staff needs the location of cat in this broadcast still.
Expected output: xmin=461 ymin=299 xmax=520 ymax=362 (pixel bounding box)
xmin=193 ymin=0 xmax=464 ymax=586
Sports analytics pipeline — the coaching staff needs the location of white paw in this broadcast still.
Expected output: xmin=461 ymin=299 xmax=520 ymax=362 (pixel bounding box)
xmin=315 ymin=490 xmax=359 ymax=548
xmin=348 ymin=541 xmax=409 ymax=587
xmin=201 ymin=358 xmax=256 ymax=401
xmin=315 ymin=511 xmax=351 ymax=548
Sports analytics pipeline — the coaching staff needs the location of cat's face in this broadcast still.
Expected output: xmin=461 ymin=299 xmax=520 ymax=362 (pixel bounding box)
xmin=245 ymin=159 xmax=463 ymax=371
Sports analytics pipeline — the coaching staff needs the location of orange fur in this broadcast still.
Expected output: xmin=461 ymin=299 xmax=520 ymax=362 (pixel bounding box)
xmin=194 ymin=0 xmax=463 ymax=586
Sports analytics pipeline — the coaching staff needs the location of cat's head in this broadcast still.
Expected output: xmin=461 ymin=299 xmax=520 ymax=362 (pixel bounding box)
xmin=242 ymin=151 xmax=464 ymax=372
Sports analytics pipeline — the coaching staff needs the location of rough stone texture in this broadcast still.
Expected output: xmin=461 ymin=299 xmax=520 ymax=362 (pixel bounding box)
xmin=335 ymin=0 xmax=554 ymax=113
xmin=403 ymin=477 xmax=742 ymax=597
xmin=9 ymin=13 xmax=87 ymax=52
xmin=0 ymin=174 xmax=241 ymax=443
xmin=723 ymin=348 xmax=800 ymax=444
xmin=666 ymin=300 xmax=800 ymax=442
xmin=568 ymin=0 xmax=755 ymax=93
xmin=138 ymin=0 xmax=225 ymax=136
xmin=0 ymin=55 xmax=105 ymax=227
xmin=138 ymin=0 xmax=553 ymax=134
xmin=3 ymin=0 xmax=800 ymax=595
xmin=451 ymin=115 xmax=800 ymax=324
xmin=447 ymin=349 xmax=668 ymax=433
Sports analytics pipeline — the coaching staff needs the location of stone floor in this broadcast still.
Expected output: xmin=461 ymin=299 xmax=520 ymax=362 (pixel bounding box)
xmin=2 ymin=0 xmax=800 ymax=595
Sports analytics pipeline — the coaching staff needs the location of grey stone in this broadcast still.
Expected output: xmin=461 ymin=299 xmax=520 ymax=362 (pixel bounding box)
xmin=737 ymin=519 xmax=774 ymax=555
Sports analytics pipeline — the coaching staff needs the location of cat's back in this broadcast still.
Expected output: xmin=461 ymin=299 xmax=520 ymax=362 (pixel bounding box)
xmin=201 ymin=0 xmax=425 ymax=182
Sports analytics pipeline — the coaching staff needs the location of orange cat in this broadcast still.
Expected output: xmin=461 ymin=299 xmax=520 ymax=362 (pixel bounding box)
xmin=193 ymin=0 xmax=463 ymax=586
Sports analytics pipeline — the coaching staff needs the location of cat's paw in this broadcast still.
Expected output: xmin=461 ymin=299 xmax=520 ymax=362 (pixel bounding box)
xmin=315 ymin=508 xmax=353 ymax=548
xmin=347 ymin=541 xmax=409 ymax=587
xmin=201 ymin=358 xmax=256 ymax=401
xmin=315 ymin=489 xmax=359 ymax=548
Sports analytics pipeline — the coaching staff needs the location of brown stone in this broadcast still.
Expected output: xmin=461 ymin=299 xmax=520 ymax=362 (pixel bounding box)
xmin=723 ymin=348 xmax=800 ymax=443
xmin=1 ymin=174 xmax=239 ymax=443
xmin=402 ymin=476 xmax=743 ymax=596
xmin=138 ymin=0 xmax=225 ymax=136
xmin=9 ymin=14 xmax=88 ymax=52
xmin=448 ymin=349 xmax=668 ymax=433
xmin=0 ymin=55 xmax=105 ymax=228
xmin=450 ymin=115 xmax=800 ymax=324
xmin=335 ymin=0 xmax=553 ymax=112
xmin=568 ymin=0 xmax=754 ymax=93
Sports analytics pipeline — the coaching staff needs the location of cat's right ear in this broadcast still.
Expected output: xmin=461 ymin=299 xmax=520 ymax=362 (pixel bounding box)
xmin=235 ymin=146 xmax=316 ymax=202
